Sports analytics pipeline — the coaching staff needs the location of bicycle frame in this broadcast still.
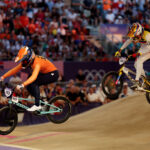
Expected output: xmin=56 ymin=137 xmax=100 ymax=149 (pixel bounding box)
xmin=8 ymin=96 xmax=63 ymax=115
xmin=0 ymin=87 xmax=71 ymax=135
xmin=116 ymin=55 xmax=150 ymax=92
xmin=116 ymin=64 xmax=136 ymax=84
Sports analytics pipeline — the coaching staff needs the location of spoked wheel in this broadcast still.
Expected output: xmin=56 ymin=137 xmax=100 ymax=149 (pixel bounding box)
xmin=146 ymin=92 xmax=150 ymax=103
xmin=102 ymin=71 xmax=123 ymax=100
xmin=46 ymin=96 xmax=72 ymax=124
xmin=0 ymin=106 xmax=18 ymax=135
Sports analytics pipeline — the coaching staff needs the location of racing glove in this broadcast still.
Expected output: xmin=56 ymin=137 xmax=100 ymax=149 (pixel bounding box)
xmin=16 ymin=84 xmax=24 ymax=91
xmin=115 ymin=50 xmax=121 ymax=57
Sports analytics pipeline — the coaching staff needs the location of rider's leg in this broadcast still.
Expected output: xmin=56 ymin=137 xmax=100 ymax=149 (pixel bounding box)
xmin=135 ymin=52 xmax=150 ymax=81
xmin=26 ymin=82 xmax=41 ymax=111
xmin=27 ymin=83 xmax=40 ymax=106
xmin=27 ymin=70 xmax=59 ymax=111
xmin=132 ymin=45 xmax=150 ymax=90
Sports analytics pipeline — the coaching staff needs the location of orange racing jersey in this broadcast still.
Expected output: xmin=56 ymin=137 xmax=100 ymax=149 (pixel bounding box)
xmin=2 ymin=56 xmax=57 ymax=86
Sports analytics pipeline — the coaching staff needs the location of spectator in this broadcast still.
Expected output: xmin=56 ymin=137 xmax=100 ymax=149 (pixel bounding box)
xmin=28 ymin=19 xmax=36 ymax=35
xmin=52 ymin=83 xmax=63 ymax=96
xmin=0 ymin=10 xmax=5 ymax=31
xmin=0 ymin=0 xmax=150 ymax=61
xmin=96 ymin=84 xmax=109 ymax=104
xmin=54 ymin=0 xmax=64 ymax=10
xmin=68 ymin=8 xmax=77 ymax=21
xmin=22 ymin=88 xmax=34 ymax=105
xmin=119 ymin=82 xmax=134 ymax=98
xmin=79 ymin=86 xmax=88 ymax=104
xmin=76 ymin=69 xmax=86 ymax=85
xmin=46 ymin=0 xmax=54 ymax=12
xmin=22 ymin=36 xmax=33 ymax=47
xmin=66 ymin=79 xmax=75 ymax=88
xmin=13 ymin=15 xmax=22 ymax=34
xmin=20 ymin=11 xmax=29 ymax=29
xmin=105 ymin=9 xmax=115 ymax=23
xmin=27 ymin=3 xmax=34 ymax=19
xmin=103 ymin=0 xmax=111 ymax=15
xmin=91 ymin=84 xmax=97 ymax=93
xmin=66 ymin=85 xmax=85 ymax=106
xmin=87 ymin=87 xmax=102 ymax=103
xmin=40 ymin=86 xmax=46 ymax=98
xmin=115 ymin=15 xmax=124 ymax=24
xmin=9 ymin=73 xmax=22 ymax=87
xmin=82 ymin=0 xmax=93 ymax=10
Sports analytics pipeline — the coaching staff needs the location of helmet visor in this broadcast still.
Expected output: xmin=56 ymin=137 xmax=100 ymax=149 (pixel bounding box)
xmin=15 ymin=47 xmax=28 ymax=62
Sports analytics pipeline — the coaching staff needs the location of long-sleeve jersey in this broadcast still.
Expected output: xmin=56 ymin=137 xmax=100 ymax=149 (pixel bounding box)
xmin=120 ymin=30 xmax=150 ymax=53
xmin=2 ymin=56 xmax=57 ymax=86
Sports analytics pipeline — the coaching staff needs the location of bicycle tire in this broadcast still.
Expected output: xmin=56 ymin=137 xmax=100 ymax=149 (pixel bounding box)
xmin=102 ymin=71 xmax=124 ymax=100
xmin=146 ymin=91 xmax=150 ymax=104
xmin=46 ymin=96 xmax=72 ymax=124
xmin=0 ymin=106 xmax=18 ymax=135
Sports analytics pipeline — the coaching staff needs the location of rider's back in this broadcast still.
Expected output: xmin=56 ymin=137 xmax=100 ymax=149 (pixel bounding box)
xmin=31 ymin=56 xmax=57 ymax=74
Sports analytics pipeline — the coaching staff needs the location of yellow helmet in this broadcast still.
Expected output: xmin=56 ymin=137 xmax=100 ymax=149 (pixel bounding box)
xmin=127 ymin=23 xmax=143 ymax=38
xmin=15 ymin=46 xmax=35 ymax=68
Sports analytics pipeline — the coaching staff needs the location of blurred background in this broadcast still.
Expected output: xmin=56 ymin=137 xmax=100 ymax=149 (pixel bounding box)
xmin=0 ymin=0 xmax=150 ymax=124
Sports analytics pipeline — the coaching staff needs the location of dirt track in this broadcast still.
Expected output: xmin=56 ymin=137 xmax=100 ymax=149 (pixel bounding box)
xmin=1 ymin=94 xmax=150 ymax=150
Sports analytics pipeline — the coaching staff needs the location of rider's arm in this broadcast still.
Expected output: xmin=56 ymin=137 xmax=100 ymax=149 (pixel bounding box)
xmin=23 ymin=64 xmax=40 ymax=86
xmin=120 ymin=38 xmax=133 ymax=51
xmin=2 ymin=63 xmax=22 ymax=79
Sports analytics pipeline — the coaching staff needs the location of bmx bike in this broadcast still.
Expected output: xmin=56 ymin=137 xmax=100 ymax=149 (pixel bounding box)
xmin=0 ymin=84 xmax=72 ymax=135
xmin=101 ymin=54 xmax=150 ymax=101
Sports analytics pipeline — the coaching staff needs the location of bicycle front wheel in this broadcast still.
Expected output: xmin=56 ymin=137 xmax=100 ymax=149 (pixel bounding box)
xmin=146 ymin=92 xmax=150 ymax=103
xmin=0 ymin=106 xmax=18 ymax=135
xmin=102 ymin=71 xmax=123 ymax=100
xmin=46 ymin=96 xmax=72 ymax=124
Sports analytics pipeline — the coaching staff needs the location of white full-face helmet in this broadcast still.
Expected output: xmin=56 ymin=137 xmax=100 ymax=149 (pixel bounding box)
xmin=127 ymin=22 xmax=144 ymax=38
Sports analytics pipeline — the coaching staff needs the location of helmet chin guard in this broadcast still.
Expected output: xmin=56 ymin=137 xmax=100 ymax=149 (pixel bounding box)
xmin=15 ymin=46 xmax=35 ymax=68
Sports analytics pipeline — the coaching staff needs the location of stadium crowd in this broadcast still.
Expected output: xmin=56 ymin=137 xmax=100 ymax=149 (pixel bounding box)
xmin=0 ymin=0 xmax=150 ymax=62
xmin=0 ymin=0 xmax=146 ymax=111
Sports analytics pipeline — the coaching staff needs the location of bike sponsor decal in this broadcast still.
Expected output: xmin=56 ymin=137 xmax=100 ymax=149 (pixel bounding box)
xmin=4 ymin=88 xmax=12 ymax=97
xmin=12 ymin=96 xmax=19 ymax=103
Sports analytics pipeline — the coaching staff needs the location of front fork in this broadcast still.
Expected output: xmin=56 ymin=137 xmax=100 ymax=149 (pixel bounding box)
xmin=116 ymin=66 xmax=124 ymax=85
xmin=8 ymin=100 xmax=14 ymax=111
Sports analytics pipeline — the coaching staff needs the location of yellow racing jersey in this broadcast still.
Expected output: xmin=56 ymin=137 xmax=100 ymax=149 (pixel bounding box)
xmin=120 ymin=30 xmax=150 ymax=51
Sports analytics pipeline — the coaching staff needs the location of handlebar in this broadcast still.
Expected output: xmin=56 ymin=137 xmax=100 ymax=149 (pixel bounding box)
xmin=115 ymin=52 xmax=141 ymax=59
xmin=127 ymin=53 xmax=141 ymax=59
xmin=118 ymin=53 xmax=141 ymax=65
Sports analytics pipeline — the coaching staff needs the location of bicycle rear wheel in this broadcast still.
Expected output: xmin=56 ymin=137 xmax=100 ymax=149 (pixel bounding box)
xmin=102 ymin=71 xmax=123 ymax=100
xmin=0 ymin=106 xmax=18 ymax=135
xmin=46 ymin=96 xmax=72 ymax=124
